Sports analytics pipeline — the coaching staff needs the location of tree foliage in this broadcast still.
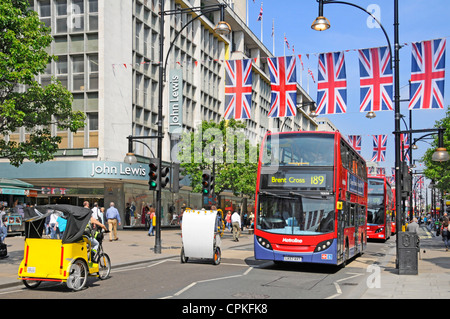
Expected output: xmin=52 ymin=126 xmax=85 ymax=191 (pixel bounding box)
xmin=0 ymin=0 xmax=85 ymax=167
xmin=421 ymin=106 xmax=450 ymax=191
xmin=176 ymin=119 xmax=259 ymax=198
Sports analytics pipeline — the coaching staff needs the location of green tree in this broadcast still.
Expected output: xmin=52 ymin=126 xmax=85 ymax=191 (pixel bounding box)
xmin=0 ymin=0 xmax=85 ymax=167
xmin=421 ymin=106 xmax=450 ymax=191
xmin=177 ymin=119 xmax=259 ymax=199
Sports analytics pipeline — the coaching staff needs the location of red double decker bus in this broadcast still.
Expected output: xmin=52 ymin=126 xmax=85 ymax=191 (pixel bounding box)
xmin=366 ymin=176 xmax=394 ymax=241
xmin=254 ymin=131 xmax=368 ymax=266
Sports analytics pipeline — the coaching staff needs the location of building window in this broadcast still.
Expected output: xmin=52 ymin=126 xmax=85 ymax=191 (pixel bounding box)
xmin=56 ymin=55 xmax=68 ymax=88
xmin=69 ymin=0 xmax=84 ymax=32
xmin=88 ymin=112 xmax=98 ymax=131
xmin=72 ymin=55 xmax=85 ymax=91
xmin=88 ymin=54 xmax=98 ymax=90
xmin=39 ymin=0 xmax=51 ymax=27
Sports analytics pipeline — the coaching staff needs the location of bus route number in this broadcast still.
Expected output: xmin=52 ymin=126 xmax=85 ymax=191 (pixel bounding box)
xmin=311 ymin=175 xmax=324 ymax=185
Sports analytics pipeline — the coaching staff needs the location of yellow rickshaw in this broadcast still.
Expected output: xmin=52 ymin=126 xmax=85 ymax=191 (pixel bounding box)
xmin=18 ymin=205 xmax=111 ymax=291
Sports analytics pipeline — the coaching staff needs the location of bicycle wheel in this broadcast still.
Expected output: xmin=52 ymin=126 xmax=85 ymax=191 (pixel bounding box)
xmin=66 ymin=259 xmax=88 ymax=291
xmin=98 ymin=253 xmax=111 ymax=280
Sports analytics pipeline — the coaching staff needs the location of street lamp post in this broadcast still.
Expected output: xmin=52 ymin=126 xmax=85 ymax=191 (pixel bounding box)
xmin=154 ymin=1 xmax=231 ymax=254
xmin=312 ymin=0 xmax=403 ymax=268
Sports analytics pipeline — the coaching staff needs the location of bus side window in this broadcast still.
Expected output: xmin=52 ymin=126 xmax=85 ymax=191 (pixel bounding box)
xmin=340 ymin=143 xmax=349 ymax=169
xmin=350 ymin=204 xmax=356 ymax=227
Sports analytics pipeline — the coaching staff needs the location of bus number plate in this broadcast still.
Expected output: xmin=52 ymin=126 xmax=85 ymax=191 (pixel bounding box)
xmin=283 ymin=256 xmax=302 ymax=262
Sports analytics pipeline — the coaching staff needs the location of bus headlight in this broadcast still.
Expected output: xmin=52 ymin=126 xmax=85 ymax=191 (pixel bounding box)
xmin=314 ymin=239 xmax=333 ymax=252
xmin=256 ymin=236 xmax=273 ymax=250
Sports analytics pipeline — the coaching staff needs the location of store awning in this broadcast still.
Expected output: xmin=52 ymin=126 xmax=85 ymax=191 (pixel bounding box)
xmin=0 ymin=178 xmax=34 ymax=188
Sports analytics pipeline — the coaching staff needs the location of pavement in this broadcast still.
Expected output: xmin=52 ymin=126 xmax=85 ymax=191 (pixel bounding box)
xmin=0 ymin=225 xmax=449 ymax=298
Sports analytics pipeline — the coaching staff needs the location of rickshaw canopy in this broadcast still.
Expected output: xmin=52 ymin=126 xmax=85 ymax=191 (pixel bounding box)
xmin=23 ymin=205 xmax=91 ymax=244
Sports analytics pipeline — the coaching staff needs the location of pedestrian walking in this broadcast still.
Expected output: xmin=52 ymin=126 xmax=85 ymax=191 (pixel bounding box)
xmin=147 ymin=207 xmax=156 ymax=236
xmin=49 ymin=211 xmax=60 ymax=239
xmin=231 ymin=211 xmax=241 ymax=242
xmin=441 ymin=219 xmax=449 ymax=251
xmin=106 ymin=202 xmax=121 ymax=241
xmin=0 ymin=206 xmax=7 ymax=243
xmin=226 ymin=211 xmax=232 ymax=231
xmin=56 ymin=215 xmax=67 ymax=237
xmin=406 ymin=217 xmax=419 ymax=234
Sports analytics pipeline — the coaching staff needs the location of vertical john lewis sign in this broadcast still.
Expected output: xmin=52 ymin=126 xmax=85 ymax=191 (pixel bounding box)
xmin=169 ymin=69 xmax=183 ymax=134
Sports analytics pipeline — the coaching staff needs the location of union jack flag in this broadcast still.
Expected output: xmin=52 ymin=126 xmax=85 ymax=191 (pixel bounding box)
xmin=224 ymin=59 xmax=253 ymax=120
xmin=358 ymin=46 xmax=393 ymax=112
xmin=347 ymin=135 xmax=362 ymax=154
xmin=316 ymin=51 xmax=347 ymax=115
xmin=417 ymin=176 xmax=424 ymax=190
xmin=400 ymin=133 xmax=410 ymax=161
xmin=372 ymin=135 xmax=387 ymax=162
xmin=267 ymin=55 xmax=297 ymax=118
xmin=409 ymin=38 xmax=446 ymax=110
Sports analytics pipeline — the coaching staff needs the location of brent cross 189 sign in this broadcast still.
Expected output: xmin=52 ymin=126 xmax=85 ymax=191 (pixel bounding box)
xmin=268 ymin=173 xmax=327 ymax=188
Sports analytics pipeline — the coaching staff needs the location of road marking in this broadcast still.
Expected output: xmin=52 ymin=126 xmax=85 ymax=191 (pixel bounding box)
xmin=326 ymin=272 xmax=363 ymax=299
xmin=113 ymin=259 xmax=175 ymax=273
xmin=161 ymin=266 xmax=255 ymax=299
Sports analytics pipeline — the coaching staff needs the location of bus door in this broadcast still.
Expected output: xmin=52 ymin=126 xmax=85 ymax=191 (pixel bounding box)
xmin=354 ymin=205 xmax=363 ymax=254
xmin=337 ymin=202 xmax=346 ymax=264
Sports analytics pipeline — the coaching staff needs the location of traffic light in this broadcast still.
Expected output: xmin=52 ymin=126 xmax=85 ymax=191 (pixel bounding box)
xmin=201 ymin=170 xmax=214 ymax=195
xmin=401 ymin=162 xmax=411 ymax=199
xmin=161 ymin=165 xmax=170 ymax=189
xmin=172 ymin=163 xmax=185 ymax=193
xmin=148 ymin=159 xmax=170 ymax=190
xmin=149 ymin=158 xmax=158 ymax=190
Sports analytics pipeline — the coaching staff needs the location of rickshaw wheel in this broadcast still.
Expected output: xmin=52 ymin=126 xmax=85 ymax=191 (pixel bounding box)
xmin=66 ymin=259 xmax=88 ymax=291
xmin=22 ymin=279 xmax=41 ymax=289
xmin=180 ymin=247 xmax=188 ymax=263
xmin=213 ymin=247 xmax=221 ymax=265
xmin=98 ymin=253 xmax=111 ymax=280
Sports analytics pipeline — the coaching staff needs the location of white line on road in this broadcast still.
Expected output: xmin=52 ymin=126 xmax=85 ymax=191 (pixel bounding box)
xmin=161 ymin=266 xmax=255 ymax=299
xmin=326 ymin=272 xmax=363 ymax=299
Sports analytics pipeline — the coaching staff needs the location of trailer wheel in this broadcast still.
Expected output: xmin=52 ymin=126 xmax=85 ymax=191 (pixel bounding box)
xmin=180 ymin=247 xmax=189 ymax=263
xmin=213 ymin=247 xmax=221 ymax=265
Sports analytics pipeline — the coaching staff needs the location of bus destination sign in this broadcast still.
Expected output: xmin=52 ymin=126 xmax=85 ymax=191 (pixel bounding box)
xmin=267 ymin=173 xmax=327 ymax=188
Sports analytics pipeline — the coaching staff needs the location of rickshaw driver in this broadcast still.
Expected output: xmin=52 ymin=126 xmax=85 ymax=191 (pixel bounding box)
xmin=83 ymin=201 xmax=107 ymax=253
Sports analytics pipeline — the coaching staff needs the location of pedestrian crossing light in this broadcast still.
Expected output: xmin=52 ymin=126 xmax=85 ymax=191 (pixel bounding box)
xmin=202 ymin=170 xmax=214 ymax=195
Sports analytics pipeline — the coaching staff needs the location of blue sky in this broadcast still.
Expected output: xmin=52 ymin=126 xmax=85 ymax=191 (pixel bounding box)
xmin=246 ymin=0 xmax=450 ymax=183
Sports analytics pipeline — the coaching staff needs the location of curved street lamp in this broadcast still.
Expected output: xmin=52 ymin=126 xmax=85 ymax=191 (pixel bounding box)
xmin=152 ymin=2 xmax=231 ymax=254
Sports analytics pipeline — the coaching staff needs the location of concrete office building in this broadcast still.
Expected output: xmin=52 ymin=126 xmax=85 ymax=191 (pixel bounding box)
xmin=0 ymin=0 xmax=317 ymax=227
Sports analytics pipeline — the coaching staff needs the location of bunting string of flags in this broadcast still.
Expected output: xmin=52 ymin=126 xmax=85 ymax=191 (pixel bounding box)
xmin=112 ymin=37 xmax=446 ymax=124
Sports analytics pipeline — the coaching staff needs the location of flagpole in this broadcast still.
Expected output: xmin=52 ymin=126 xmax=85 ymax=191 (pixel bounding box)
xmin=307 ymin=72 xmax=309 ymax=95
xmin=272 ymin=19 xmax=275 ymax=55
xmin=261 ymin=2 xmax=263 ymax=42
xmin=299 ymin=54 xmax=303 ymax=86
xmin=246 ymin=0 xmax=248 ymax=25
xmin=283 ymin=33 xmax=286 ymax=56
